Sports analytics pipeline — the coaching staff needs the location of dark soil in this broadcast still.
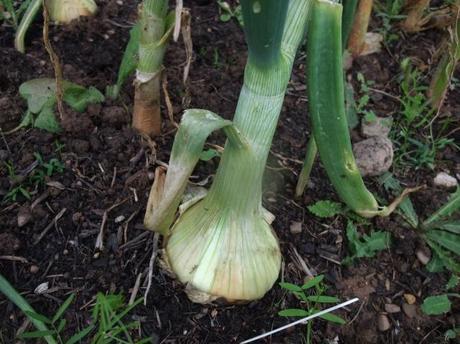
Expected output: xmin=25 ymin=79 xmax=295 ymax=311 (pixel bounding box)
xmin=1 ymin=1 xmax=459 ymax=343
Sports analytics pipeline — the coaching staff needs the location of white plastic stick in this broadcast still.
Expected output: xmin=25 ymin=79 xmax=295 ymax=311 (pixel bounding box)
xmin=240 ymin=298 xmax=360 ymax=344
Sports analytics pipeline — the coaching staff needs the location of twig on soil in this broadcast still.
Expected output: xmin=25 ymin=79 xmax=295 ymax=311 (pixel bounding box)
xmin=95 ymin=211 xmax=108 ymax=252
xmin=347 ymin=300 xmax=365 ymax=325
xmin=42 ymin=2 xmax=65 ymax=120
xmin=181 ymin=8 xmax=192 ymax=85
xmin=319 ymin=254 xmax=342 ymax=265
xmin=289 ymin=245 xmax=315 ymax=277
xmin=110 ymin=167 xmax=117 ymax=188
xmin=144 ymin=232 xmax=160 ymax=306
xmin=173 ymin=0 xmax=183 ymax=42
xmin=33 ymin=208 xmax=67 ymax=245
xmin=129 ymin=272 xmax=143 ymax=305
xmin=162 ymin=74 xmax=178 ymax=129
xmin=0 ymin=255 xmax=29 ymax=263
xmin=120 ymin=231 xmax=149 ymax=250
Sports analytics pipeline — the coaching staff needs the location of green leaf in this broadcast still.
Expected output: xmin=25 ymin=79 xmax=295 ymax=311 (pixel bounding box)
xmin=56 ymin=318 xmax=67 ymax=333
xmin=438 ymin=221 xmax=460 ymax=234
xmin=278 ymin=309 xmax=310 ymax=317
xmin=279 ymin=282 xmax=303 ymax=292
xmin=318 ymin=312 xmax=346 ymax=324
xmin=19 ymin=330 xmax=56 ymax=339
xmin=445 ymin=329 xmax=459 ymax=339
xmin=345 ymin=221 xmax=390 ymax=262
xmin=307 ymin=200 xmax=343 ymax=218
xmin=426 ymin=251 xmax=445 ymax=273
xmin=305 ymin=295 xmax=340 ymax=303
xmin=64 ymin=85 xmax=104 ymax=112
xmin=199 ymin=149 xmax=221 ymax=161
xmin=344 ymin=82 xmax=359 ymax=129
xmin=446 ymin=275 xmax=459 ymax=290
xmin=52 ymin=293 xmax=75 ymax=324
xmin=106 ymin=23 xmax=140 ymax=99
xmin=421 ymin=295 xmax=452 ymax=315
xmin=24 ymin=310 xmax=52 ymax=324
xmin=301 ymin=275 xmax=324 ymax=290
xmin=427 ymin=230 xmax=460 ymax=256
xmin=66 ymin=324 xmax=95 ymax=344
xmin=427 ymin=241 xmax=460 ymax=274
xmin=19 ymin=79 xmax=57 ymax=113
xmin=34 ymin=106 xmax=60 ymax=133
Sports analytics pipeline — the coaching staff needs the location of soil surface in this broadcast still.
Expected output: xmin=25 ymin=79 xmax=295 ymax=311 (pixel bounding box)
xmin=1 ymin=1 xmax=459 ymax=343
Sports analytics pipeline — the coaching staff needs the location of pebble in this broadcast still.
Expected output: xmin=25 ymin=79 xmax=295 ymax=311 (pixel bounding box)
xmin=433 ymin=172 xmax=458 ymax=189
xmin=416 ymin=248 xmax=431 ymax=265
xmin=404 ymin=293 xmax=416 ymax=305
xmin=377 ymin=313 xmax=391 ymax=331
xmin=402 ymin=303 xmax=417 ymax=318
xmin=115 ymin=215 xmax=126 ymax=223
xmin=290 ymin=221 xmax=302 ymax=234
xmin=17 ymin=206 xmax=32 ymax=228
xmin=384 ymin=303 xmax=401 ymax=313
xmin=30 ymin=265 xmax=39 ymax=274
xmin=361 ymin=116 xmax=392 ymax=138
xmin=353 ymin=136 xmax=394 ymax=176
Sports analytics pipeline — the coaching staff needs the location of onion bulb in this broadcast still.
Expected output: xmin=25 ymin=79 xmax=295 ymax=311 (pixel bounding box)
xmin=166 ymin=199 xmax=281 ymax=303
xmin=46 ymin=0 xmax=97 ymax=23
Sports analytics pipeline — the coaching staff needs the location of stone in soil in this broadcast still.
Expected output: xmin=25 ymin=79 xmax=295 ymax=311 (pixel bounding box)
xmin=353 ymin=136 xmax=393 ymax=176
xmin=402 ymin=303 xmax=417 ymax=318
xmin=377 ymin=313 xmax=391 ymax=331
xmin=384 ymin=304 xmax=401 ymax=313
xmin=290 ymin=221 xmax=302 ymax=234
xmin=433 ymin=172 xmax=458 ymax=189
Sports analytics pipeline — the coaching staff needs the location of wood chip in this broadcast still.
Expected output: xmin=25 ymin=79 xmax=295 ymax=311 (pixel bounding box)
xmin=384 ymin=303 xmax=401 ymax=313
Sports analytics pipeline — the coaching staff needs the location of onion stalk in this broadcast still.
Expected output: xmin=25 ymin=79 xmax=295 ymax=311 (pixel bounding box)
xmin=15 ymin=0 xmax=97 ymax=53
xmin=132 ymin=0 xmax=175 ymax=137
xmin=144 ymin=0 xmax=312 ymax=302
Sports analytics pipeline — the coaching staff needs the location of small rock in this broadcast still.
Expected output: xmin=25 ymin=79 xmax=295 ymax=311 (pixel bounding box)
xmin=377 ymin=313 xmax=391 ymax=331
xmin=353 ymin=136 xmax=393 ymax=176
xmin=30 ymin=265 xmax=39 ymax=274
xmin=404 ymin=293 xmax=416 ymax=305
xmin=416 ymin=248 xmax=431 ymax=265
xmin=434 ymin=172 xmax=458 ymax=189
xmin=115 ymin=215 xmax=125 ymax=223
xmin=402 ymin=303 xmax=417 ymax=318
xmin=17 ymin=206 xmax=32 ymax=227
xmin=361 ymin=116 xmax=392 ymax=138
xmin=34 ymin=282 xmax=49 ymax=294
xmin=384 ymin=304 xmax=401 ymax=313
xmin=290 ymin=221 xmax=302 ymax=234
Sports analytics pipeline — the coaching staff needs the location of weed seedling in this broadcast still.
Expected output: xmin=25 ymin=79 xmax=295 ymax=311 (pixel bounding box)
xmin=279 ymin=275 xmax=345 ymax=344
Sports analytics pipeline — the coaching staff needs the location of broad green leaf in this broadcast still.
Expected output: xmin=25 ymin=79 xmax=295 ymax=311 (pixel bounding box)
xmin=279 ymin=282 xmax=303 ymax=292
xmin=444 ymin=329 xmax=459 ymax=339
xmin=446 ymin=275 xmax=459 ymax=290
xmin=301 ymin=275 xmax=324 ymax=290
xmin=19 ymin=79 xmax=57 ymax=113
xmin=64 ymin=85 xmax=104 ymax=113
xmin=19 ymin=330 xmax=56 ymax=339
xmin=305 ymin=295 xmax=340 ymax=303
xmin=421 ymin=295 xmax=451 ymax=315
xmin=344 ymin=82 xmax=359 ymax=130
xmin=426 ymin=251 xmax=445 ymax=273
xmin=427 ymin=230 xmax=460 ymax=256
xmin=52 ymin=293 xmax=75 ymax=324
xmin=24 ymin=310 xmax=52 ymax=324
xmin=66 ymin=324 xmax=95 ymax=344
xmin=278 ymin=309 xmax=310 ymax=317
xmin=424 ymin=188 xmax=460 ymax=228
xmin=438 ymin=221 xmax=460 ymax=234
xmin=345 ymin=221 xmax=390 ymax=262
xmin=318 ymin=312 xmax=346 ymax=324
xmin=427 ymin=241 xmax=460 ymax=274
xmin=308 ymin=200 xmax=343 ymax=218
xmin=34 ymin=106 xmax=60 ymax=133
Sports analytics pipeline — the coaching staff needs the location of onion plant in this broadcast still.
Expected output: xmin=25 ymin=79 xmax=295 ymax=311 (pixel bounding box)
xmin=132 ymin=0 xmax=175 ymax=136
xmin=15 ymin=0 xmax=97 ymax=53
xmin=144 ymin=0 xmax=312 ymax=302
